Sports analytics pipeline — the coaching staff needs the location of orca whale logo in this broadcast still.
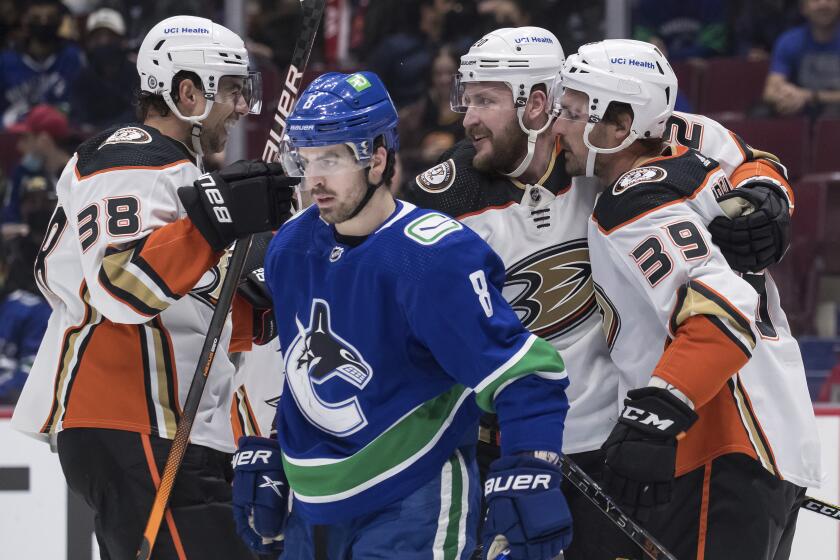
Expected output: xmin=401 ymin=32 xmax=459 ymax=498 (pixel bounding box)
xmin=284 ymin=299 xmax=373 ymax=436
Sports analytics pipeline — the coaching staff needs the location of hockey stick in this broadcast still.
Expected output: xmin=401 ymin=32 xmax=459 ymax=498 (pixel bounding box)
xmin=136 ymin=2 xmax=326 ymax=558
xmin=558 ymin=454 xmax=678 ymax=560
xmin=802 ymin=496 xmax=840 ymax=520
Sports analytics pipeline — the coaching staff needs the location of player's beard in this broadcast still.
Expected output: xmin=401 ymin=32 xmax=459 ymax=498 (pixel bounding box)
xmin=200 ymin=116 xmax=237 ymax=154
xmin=468 ymin=118 xmax=528 ymax=175
xmin=312 ymin=180 xmax=368 ymax=224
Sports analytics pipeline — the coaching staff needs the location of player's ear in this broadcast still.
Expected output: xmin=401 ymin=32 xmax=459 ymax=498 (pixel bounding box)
xmin=177 ymin=78 xmax=200 ymax=114
xmin=368 ymin=145 xmax=388 ymax=183
xmin=611 ymin=110 xmax=633 ymax=143
xmin=525 ymin=87 xmax=548 ymax=125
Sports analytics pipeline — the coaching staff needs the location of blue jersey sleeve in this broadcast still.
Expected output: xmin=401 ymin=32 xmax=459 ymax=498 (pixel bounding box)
xmin=403 ymin=229 xmax=568 ymax=411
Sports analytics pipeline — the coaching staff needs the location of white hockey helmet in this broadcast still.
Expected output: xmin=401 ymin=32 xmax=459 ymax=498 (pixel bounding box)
xmin=551 ymin=39 xmax=677 ymax=174
xmin=451 ymin=27 xmax=564 ymax=178
xmin=137 ymin=16 xmax=262 ymax=128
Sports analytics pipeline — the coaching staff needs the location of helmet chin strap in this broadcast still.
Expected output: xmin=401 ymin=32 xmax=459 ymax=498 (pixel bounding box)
xmin=344 ymin=168 xmax=387 ymax=222
xmin=162 ymin=90 xmax=215 ymax=171
xmin=581 ymin=122 xmax=639 ymax=177
xmin=503 ymin=107 xmax=555 ymax=179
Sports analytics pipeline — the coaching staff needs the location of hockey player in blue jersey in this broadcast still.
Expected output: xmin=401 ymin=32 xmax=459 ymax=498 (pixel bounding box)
xmin=229 ymin=71 xmax=574 ymax=560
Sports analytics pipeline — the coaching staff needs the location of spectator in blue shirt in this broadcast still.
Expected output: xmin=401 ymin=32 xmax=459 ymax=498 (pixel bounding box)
xmin=763 ymin=0 xmax=840 ymax=115
xmin=0 ymin=0 xmax=83 ymax=128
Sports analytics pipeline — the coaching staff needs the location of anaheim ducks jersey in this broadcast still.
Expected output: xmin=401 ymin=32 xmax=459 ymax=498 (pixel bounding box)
xmin=407 ymin=111 xmax=797 ymax=454
xmin=589 ymin=145 xmax=820 ymax=487
xmin=12 ymin=124 xmax=260 ymax=453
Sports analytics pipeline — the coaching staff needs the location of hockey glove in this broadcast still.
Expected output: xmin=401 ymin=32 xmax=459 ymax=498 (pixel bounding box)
xmin=602 ymin=387 xmax=698 ymax=520
xmin=178 ymin=160 xmax=299 ymax=251
xmin=237 ymin=231 xmax=274 ymax=310
xmin=708 ymin=182 xmax=790 ymax=273
xmin=482 ymin=454 xmax=572 ymax=560
xmin=231 ymin=436 xmax=288 ymax=554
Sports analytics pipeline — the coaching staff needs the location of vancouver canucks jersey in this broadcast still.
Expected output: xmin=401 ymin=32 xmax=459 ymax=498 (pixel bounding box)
xmin=264 ymin=201 xmax=568 ymax=524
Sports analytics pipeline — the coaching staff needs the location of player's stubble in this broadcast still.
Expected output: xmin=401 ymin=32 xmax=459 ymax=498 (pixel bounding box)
xmin=468 ymin=116 xmax=528 ymax=175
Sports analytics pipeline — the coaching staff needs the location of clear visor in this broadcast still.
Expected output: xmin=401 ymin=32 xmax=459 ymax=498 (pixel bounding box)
xmin=216 ymin=72 xmax=263 ymax=115
xmin=450 ymin=76 xmax=516 ymax=113
xmin=547 ymin=73 xmax=600 ymax=124
xmin=279 ymin=139 xmax=370 ymax=182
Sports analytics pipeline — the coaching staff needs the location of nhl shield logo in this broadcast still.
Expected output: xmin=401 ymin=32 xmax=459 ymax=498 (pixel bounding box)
xmin=284 ymin=299 xmax=373 ymax=436
xmin=416 ymin=159 xmax=456 ymax=193
xmin=329 ymin=246 xmax=344 ymax=262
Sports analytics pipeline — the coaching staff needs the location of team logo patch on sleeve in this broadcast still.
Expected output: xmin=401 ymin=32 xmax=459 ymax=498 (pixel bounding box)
xmin=404 ymin=212 xmax=463 ymax=245
xmin=612 ymin=166 xmax=667 ymax=194
xmin=416 ymin=159 xmax=456 ymax=193
xmin=99 ymin=127 xmax=153 ymax=149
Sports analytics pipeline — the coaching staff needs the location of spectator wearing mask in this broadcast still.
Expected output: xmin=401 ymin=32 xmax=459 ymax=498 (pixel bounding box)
xmin=70 ymin=8 xmax=136 ymax=131
xmin=0 ymin=0 xmax=83 ymax=128
xmin=763 ymin=0 xmax=840 ymax=115
xmin=2 ymin=104 xmax=70 ymax=230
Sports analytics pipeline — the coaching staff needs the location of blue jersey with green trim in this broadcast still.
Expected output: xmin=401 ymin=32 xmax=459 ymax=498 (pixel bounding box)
xmin=264 ymin=200 xmax=568 ymax=524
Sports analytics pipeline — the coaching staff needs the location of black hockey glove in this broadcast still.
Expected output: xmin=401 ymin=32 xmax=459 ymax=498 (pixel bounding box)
xmin=602 ymin=387 xmax=698 ymax=520
xmin=708 ymin=182 xmax=790 ymax=273
xmin=238 ymin=231 xmax=277 ymax=345
xmin=178 ymin=160 xmax=299 ymax=251
xmin=238 ymin=231 xmax=274 ymax=310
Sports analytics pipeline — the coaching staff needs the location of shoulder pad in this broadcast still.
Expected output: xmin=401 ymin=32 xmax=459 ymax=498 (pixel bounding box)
xmin=75 ymin=125 xmax=194 ymax=179
xmin=403 ymin=139 xmax=520 ymax=218
xmin=594 ymin=149 xmax=719 ymax=233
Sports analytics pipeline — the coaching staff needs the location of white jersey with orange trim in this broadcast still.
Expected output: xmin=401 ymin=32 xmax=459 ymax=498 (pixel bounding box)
xmin=12 ymin=124 xmax=258 ymax=453
xmin=406 ymin=110 xmax=797 ymax=455
xmin=588 ymin=145 xmax=820 ymax=487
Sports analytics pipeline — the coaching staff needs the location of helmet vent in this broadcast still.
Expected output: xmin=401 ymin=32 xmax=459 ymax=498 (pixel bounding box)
xmin=346 ymin=116 xmax=369 ymax=127
xmin=479 ymin=59 xmax=500 ymax=67
xmin=154 ymin=40 xmax=165 ymax=51
xmin=656 ymin=61 xmax=664 ymax=75
xmin=507 ymin=60 xmax=530 ymax=67
xmin=664 ymin=86 xmax=671 ymax=104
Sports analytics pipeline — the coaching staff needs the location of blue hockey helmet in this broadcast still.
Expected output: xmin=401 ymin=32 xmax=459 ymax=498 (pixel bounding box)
xmin=280 ymin=71 xmax=399 ymax=178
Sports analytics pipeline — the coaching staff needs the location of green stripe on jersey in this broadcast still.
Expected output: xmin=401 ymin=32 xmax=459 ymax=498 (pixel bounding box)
xmin=473 ymin=335 xmax=566 ymax=413
xmin=284 ymin=384 xmax=472 ymax=502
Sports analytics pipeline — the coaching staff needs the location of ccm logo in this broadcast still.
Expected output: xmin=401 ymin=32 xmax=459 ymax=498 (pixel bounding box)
xmin=197 ymin=175 xmax=232 ymax=223
xmin=622 ymin=406 xmax=674 ymax=431
xmin=232 ymin=449 xmax=273 ymax=467
xmin=485 ymin=474 xmax=552 ymax=496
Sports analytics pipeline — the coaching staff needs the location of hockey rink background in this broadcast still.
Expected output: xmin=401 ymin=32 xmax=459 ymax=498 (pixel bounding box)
xmin=2 ymin=402 xmax=839 ymax=557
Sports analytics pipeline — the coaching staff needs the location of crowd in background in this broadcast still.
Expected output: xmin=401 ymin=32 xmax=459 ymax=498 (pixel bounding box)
xmin=0 ymin=0 xmax=839 ymax=405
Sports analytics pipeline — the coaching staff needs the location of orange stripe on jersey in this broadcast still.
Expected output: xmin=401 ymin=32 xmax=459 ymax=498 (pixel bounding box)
xmin=730 ymin=159 xmax=795 ymax=214
xmin=696 ymin=461 xmax=712 ymax=560
xmin=674 ymin=380 xmax=757 ymax=476
xmin=654 ymin=315 xmax=751 ymax=409
xmin=60 ymin=319 xmax=152 ymax=432
xmin=229 ymin=295 xmax=254 ymax=353
xmin=141 ymin=434 xmax=188 ymax=560
xmin=73 ymin=159 xmax=191 ymax=181
xmin=135 ymin=218 xmax=220 ymax=297
xmin=457 ymin=201 xmax=517 ymax=220
xmin=596 ymin=165 xmax=718 ymax=235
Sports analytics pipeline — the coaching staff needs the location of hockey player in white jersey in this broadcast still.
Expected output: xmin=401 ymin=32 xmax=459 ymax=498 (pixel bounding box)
xmin=407 ymin=26 xmax=796 ymax=560
xmin=552 ymin=39 xmax=820 ymax=559
xmin=11 ymin=15 xmax=297 ymax=559
xmin=230 ymin=71 xmax=574 ymax=560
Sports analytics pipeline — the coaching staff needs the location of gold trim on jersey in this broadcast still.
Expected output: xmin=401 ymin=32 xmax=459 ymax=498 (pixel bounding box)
xmin=671 ymin=280 xmax=756 ymax=357
xmin=41 ymin=285 xmax=103 ymax=433
xmin=233 ymin=387 xmax=260 ymax=437
xmin=729 ymin=377 xmax=779 ymax=477
xmin=141 ymin=319 xmax=180 ymax=438
xmin=100 ymin=243 xmax=171 ymax=315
